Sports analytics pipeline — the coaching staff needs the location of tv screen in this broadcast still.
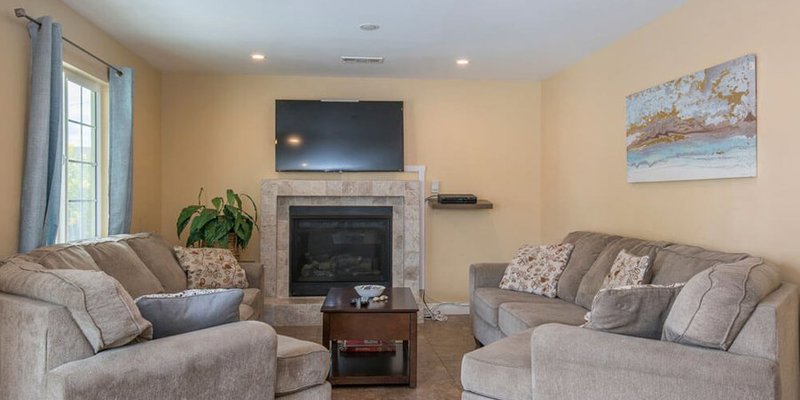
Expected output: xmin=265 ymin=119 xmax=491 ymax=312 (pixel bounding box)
xmin=275 ymin=100 xmax=404 ymax=172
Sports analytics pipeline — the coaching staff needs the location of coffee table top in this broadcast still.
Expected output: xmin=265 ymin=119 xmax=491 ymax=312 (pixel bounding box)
xmin=321 ymin=287 xmax=418 ymax=313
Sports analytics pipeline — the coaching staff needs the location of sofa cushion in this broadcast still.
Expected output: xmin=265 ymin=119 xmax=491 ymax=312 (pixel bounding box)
xmin=124 ymin=233 xmax=188 ymax=293
xmin=239 ymin=304 xmax=256 ymax=321
xmin=663 ymin=257 xmax=780 ymax=350
xmin=651 ymin=244 xmax=750 ymax=285
xmin=82 ymin=241 xmax=165 ymax=298
xmin=473 ymin=287 xmax=568 ymax=328
xmin=498 ymin=300 xmax=587 ymax=336
xmin=601 ymin=249 xmax=651 ymax=290
xmin=575 ymin=237 xmax=668 ymax=309
xmin=462 ymin=329 xmax=534 ymax=400
xmin=242 ymin=288 xmax=259 ymax=307
xmin=276 ymin=335 xmax=330 ymax=396
xmin=584 ymin=283 xmax=684 ymax=339
xmin=135 ymin=289 xmax=243 ymax=338
xmin=558 ymin=231 xmax=621 ymax=303
xmin=498 ymin=243 xmax=574 ymax=298
xmin=0 ymin=259 xmax=152 ymax=353
xmin=17 ymin=244 xmax=101 ymax=271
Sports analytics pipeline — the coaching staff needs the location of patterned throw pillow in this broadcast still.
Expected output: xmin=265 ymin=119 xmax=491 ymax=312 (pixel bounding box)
xmin=499 ymin=243 xmax=575 ymax=297
xmin=601 ymin=249 xmax=651 ymax=290
xmin=173 ymin=247 xmax=248 ymax=289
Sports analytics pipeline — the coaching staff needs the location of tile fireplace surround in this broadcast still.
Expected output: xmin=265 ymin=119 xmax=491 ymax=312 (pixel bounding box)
xmin=260 ymin=179 xmax=422 ymax=325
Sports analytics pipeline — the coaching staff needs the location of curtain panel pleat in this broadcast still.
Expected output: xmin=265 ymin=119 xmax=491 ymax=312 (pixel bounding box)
xmin=108 ymin=67 xmax=134 ymax=235
xmin=18 ymin=17 xmax=63 ymax=253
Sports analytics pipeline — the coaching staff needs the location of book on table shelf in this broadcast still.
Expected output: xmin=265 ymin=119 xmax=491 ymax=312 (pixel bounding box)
xmin=338 ymin=339 xmax=397 ymax=353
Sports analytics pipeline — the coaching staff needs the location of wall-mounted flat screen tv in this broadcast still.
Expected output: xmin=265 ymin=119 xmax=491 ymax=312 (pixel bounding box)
xmin=275 ymin=100 xmax=404 ymax=172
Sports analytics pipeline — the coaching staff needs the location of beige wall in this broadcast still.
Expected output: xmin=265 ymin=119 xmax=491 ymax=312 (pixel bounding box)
xmin=0 ymin=0 xmax=162 ymax=257
xmin=161 ymin=74 xmax=542 ymax=302
xmin=541 ymin=0 xmax=800 ymax=283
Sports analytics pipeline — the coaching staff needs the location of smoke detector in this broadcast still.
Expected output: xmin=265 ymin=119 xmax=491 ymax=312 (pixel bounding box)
xmin=341 ymin=56 xmax=385 ymax=64
xmin=359 ymin=23 xmax=380 ymax=31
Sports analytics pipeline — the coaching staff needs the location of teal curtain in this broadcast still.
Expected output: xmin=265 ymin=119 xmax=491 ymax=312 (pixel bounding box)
xmin=108 ymin=67 xmax=134 ymax=234
xmin=18 ymin=17 xmax=63 ymax=253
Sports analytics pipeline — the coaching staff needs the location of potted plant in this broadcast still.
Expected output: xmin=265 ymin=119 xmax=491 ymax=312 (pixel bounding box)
xmin=176 ymin=188 xmax=258 ymax=260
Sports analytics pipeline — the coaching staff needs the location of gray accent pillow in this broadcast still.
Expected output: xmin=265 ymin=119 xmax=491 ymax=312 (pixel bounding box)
xmin=662 ymin=257 xmax=780 ymax=350
xmin=135 ymin=289 xmax=243 ymax=338
xmin=584 ymin=283 xmax=684 ymax=339
xmin=0 ymin=259 xmax=153 ymax=353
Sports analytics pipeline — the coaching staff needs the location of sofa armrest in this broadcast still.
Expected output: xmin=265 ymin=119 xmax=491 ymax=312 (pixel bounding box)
xmin=469 ymin=263 xmax=508 ymax=294
xmin=46 ymin=321 xmax=278 ymax=400
xmin=241 ymin=262 xmax=264 ymax=291
xmin=0 ymin=293 xmax=94 ymax=400
xmin=531 ymin=324 xmax=779 ymax=400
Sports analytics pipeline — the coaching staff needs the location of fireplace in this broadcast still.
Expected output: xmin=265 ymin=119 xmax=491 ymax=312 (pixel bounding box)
xmin=289 ymin=206 xmax=393 ymax=296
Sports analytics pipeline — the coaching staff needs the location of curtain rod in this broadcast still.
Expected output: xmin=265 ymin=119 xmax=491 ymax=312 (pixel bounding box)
xmin=14 ymin=8 xmax=124 ymax=77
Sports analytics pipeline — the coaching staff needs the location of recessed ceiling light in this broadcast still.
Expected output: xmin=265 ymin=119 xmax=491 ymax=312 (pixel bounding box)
xmin=251 ymin=53 xmax=266 ymax=61
xmin=359 ymin=23 xmax=380 ymax=31
xmin=456 ymin=59 xmax=470 ymax=66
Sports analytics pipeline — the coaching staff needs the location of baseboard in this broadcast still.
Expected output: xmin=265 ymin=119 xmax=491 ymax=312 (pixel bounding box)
xmin=427 ymin=302 xmax=470 ymax=315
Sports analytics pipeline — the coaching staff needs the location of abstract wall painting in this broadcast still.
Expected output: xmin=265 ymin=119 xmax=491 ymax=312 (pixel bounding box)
xmin=626 ymin=54 xmax=757 ymax=183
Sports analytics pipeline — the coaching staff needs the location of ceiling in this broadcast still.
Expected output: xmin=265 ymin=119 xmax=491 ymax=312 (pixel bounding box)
xmin=61 ymin=0 xmax=685 ymax=80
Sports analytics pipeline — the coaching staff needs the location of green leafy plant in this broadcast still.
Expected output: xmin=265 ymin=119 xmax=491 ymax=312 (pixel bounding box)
xmin=176 ymin=188 xmax=258 ymax=251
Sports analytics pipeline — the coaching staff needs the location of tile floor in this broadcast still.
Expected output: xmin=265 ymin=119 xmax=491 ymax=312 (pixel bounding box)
xmin=275 ymin=315 xmax=476 ymax=400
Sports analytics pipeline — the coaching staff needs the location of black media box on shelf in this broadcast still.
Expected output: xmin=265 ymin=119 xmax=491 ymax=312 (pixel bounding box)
xmin=437 ymin=194 xmax=478 ymax=204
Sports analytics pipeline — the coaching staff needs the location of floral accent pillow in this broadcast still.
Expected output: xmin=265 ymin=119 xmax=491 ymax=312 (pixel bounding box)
xmin=601 ymin=249 xmax=651 ymax=290
xmin=499 ymin=243 xmax=575 ymax=298
xmin=173 ymin=247 xmax=248 ymax=289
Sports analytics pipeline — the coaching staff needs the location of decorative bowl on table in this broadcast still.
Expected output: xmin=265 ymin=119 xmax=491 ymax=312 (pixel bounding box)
xmin=354 ymin=285 xmax=385 ymax=301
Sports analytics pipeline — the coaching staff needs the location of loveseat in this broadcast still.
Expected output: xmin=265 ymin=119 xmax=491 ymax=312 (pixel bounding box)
xmin=462 ymin=231 xmax=799 ymax=400
xmin=0 ymin=233 xmax=331 ymax=400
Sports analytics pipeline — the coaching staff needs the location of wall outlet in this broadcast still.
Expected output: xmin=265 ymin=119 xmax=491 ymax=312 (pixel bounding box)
xmin=431 ymin=180 xmax=440 ymax=195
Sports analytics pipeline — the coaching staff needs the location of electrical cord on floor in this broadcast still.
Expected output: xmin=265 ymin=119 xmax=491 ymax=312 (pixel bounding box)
xmin=422 ymin=292 xmax=448 ymax=322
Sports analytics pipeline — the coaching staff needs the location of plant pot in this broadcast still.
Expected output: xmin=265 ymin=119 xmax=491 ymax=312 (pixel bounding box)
xmin=227 ymin=233 xmax=241 ymax=261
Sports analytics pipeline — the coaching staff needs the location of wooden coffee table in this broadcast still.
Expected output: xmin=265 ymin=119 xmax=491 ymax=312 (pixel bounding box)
xmin=321 ymin=287 xmax=419 ymax=387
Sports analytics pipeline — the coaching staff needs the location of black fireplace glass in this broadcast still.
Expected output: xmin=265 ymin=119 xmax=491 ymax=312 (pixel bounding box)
xmin=289 ymin=206 xmax=392 ymax=296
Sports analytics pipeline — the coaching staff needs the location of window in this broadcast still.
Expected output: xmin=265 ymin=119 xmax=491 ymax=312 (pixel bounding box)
xmin=59 ymin=67 xmax=107 ymax=242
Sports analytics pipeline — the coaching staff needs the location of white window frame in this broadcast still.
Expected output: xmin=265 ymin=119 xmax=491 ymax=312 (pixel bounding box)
xmin=58 ymin=66 xmax=108 ymax=243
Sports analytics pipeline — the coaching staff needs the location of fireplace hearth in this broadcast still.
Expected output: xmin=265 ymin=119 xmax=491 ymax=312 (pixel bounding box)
xmin=289 ymin=206 xmax=392 ymax=296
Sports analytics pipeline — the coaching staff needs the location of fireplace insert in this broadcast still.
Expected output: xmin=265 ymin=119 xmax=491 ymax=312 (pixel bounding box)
xmin=289 ymin=206 xmax=392 ymax=296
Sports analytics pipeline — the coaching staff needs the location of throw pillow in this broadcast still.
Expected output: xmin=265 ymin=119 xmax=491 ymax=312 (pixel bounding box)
xmin=0 ymin=259 xmax=152 ymax=353
xmin=499 ymin=243 xmax=575 ymax=298
xmin=135 ymin=289 xmax=243 ymax=338
xmin=174 ymin=247 xmax=249 ymax=289
xmin=583 ymin=283 xmax=685 ymax=339
xmin=662 ymin=257 xmax=780 ymax=350
xmin=601 ymin=249 xmax=651 ymax=290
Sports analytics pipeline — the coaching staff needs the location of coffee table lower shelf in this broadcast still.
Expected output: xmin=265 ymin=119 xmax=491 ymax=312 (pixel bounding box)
xmin=329 ymin=341 xmax=410 ymax=386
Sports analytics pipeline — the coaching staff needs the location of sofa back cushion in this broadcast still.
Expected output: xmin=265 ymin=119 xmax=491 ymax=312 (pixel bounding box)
xmin=15 ymin=244 xmax=101 ymax=271
xmin=650 ymin=244 xmax=750 ymax=285
xmin=0 ymin=259 xmax=152 ymax=353
xmin=662 ymin=257 xmax=780 ymax=350
xmin=558 ymin=231 xmax=621 ymax=303
xmin=82 ymin=241 xmax=165 ymax=298
xmin=575 ymin=237 xmax=669 ymax=309
xmin=123 ymin=233 xmax=187 ymax=293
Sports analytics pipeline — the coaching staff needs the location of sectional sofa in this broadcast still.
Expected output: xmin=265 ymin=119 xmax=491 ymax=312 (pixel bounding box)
xmin=0 ymin=233 xmax=330 ymax=400
xmin=462 ymin=231 xmax=800 ymax=400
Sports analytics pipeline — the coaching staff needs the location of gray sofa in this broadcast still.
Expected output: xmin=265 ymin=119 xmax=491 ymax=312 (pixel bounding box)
xmin=462 ymin=231 xmax=800 ymax=400
xmin=0 ymin=233 xmax=331 ymax=400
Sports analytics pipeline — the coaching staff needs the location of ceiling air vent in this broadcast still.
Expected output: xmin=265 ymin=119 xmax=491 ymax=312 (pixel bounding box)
xmin=341 ymin=56 xmax=384 ymax=64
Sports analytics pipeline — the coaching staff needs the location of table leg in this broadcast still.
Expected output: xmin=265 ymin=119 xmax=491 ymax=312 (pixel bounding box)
xmin=322 ymin=313 xmax=331 ymax=350
xmin=409 ymin=313 xmax=417 ymax=388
